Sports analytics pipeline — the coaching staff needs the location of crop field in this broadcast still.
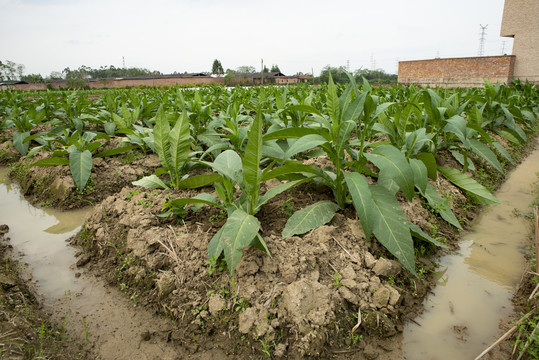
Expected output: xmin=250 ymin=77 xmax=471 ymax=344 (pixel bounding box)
xmin=0 ymin=77 xmax=538 ymax=358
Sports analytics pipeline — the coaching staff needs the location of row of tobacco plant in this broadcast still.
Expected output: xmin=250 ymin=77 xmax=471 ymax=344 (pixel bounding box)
xmin=1 ymin=75 xmax=538 ymax=277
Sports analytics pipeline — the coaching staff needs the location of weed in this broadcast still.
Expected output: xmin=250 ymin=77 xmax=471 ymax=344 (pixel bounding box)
xmin=9 ymin=161 xmax=31 ymax=183
xmin=332 ymin=272 xmax=343 ymax=287
xmin=137 ymin=198 xmax=153 ymax=207
xmin=205 ymin=256 xmax=226 ymax=276
xmin=125 ymin=189 xmax=140 ymax=202
xmin=130 ymin=291 xmax=139 ymax=306
xmin=119 ymin=151 xmax=142 ymax=164
xmin=81 ymin=316 xmax=88 ymax=342
xmin=79 ymin=226 xmax=92 ymax=249
xmin=209 ymin=210 xmax=226 ymax=224
xmin=38 ymin=321 xmax=45 ymax=357
xmin=279 ymin=195 xmax=295 ymax=217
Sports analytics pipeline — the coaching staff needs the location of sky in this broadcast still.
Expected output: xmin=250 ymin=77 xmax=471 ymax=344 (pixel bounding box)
xmin=0 ymin=0 xmax=513 ymax=77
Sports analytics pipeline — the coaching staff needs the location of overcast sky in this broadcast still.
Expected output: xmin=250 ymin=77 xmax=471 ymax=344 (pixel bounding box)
xmin=1 ymin=0 xmax=512 ymax=77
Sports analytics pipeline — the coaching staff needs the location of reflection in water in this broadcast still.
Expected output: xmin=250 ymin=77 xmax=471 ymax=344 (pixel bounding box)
xmin=404 ymin=142 xmax=539 ymax=360
xmin=0 ymin=167 xmax=90 ymax=302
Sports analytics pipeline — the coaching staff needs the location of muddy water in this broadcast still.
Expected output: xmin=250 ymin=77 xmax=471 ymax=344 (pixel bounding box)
xmin=403 ymin=143 xmax=539 ymax=360
xmin=0 ymin=168 xmax=204 ymax=360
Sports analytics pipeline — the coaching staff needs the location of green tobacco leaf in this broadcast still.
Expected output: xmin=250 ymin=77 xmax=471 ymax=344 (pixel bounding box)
xmin=342 ymin=91 xmax=368 ymax=122
xmin=256 ymin=179 xmax=306 ymax=212
xmin=251 ymin=234 xmax=271 ymax=255
xmin=365 ymin=145 xmax=415 ymax=200
xmin=68 ymin=147 xmax=92 ymax=191
xmin=168 ymin=111 xmax=191 ymax=181
xmin=443 ymin=115 xmax=468 ymax=144
xmin=416 ymin=152 xmax=437 ymax=181
xmin=167 ymin=194 xmax=224 ymax=212
xmin=450 ymin=150 xmax=475 ymax=171
xmin=284 ymin=134 xmax=327 ymax=159
xmin=408 ymin=223 xmax=448 ymax=248
xmin=495 ymin=129 xmax=520 ymax=145
xmin=327 ymin=74 xmax=340 ymax=124
xmin=13 ymin=131 xmax=30 ymax=155
xmin=492 ymin=141 xmax=513 ymax=164
xmin=153 ymin=106 xmax=171 ymax=170
xmin=409 ymin=158 xmax=428 ymax=194
xmin=419 ymin=183 xmax=462 ymax=229
xmin=208 ymin=227 xmax=225 ymax=260
xmin=438 ymin=166 xmax=499 ymax=205
xmin=261 ymin=161 xmax=330 ymax=183
xmin=132 ymin=175 xmax=169 ymax=189
xmin=282 ymin=201 xmax=339 ymax=239
xmin=370 ymin=184 xmax=416 ymax=276
xmin=336 ymin=120 xmax=356 ymax=156
xmin=263 ymin=127 xmax=326 ymax=141
xmin=177 ymin=173 xmax=222 ymax=189
xmin=286 ymin=104 xmax=323 ymax=117
xmin=95 ymin=145 xmax=138 ymax=158
xmin=243 ymin=112 xmax=263 ymax=202
xmin=468 ymin=139 xmax=504 ymax=174
xmin=32 ymin=157 xmax=69 ymax=167
xmin=220 ymin=209 xmax=261 ymax=275
xmin=344 ymin=172 xmax=374 ymax=239
xmin=210 ymin=150 xmax=243 ymax=184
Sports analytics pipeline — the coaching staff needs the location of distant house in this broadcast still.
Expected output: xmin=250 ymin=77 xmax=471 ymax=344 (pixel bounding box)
xmin=228 ymin=72 xmax=310 ymax=85
xmin=0 ymin=80 xmax=29 ymax=90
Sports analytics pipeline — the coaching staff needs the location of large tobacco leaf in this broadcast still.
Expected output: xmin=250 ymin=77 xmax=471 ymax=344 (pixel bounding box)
xmin=370 ymin=184 xmax=416 ymax=276
xmin=282 ymin=201 xmax=340 ymax=239
xmin=438 ymin=166 xmax=499 ymax=205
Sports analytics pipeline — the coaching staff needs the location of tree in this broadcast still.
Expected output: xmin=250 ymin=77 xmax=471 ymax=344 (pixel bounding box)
xmin=0 ymin=60 xmax=21 ymax=81
xmin=212 ymin=59 xmax=224 ymax=75
xmin=236 ymin=65 xmax=256 ymax=73
xmin=262 ymin=65 xmax=269 ymax=73
xmin=21 ymin=74 xmax=45 ymax=83
xmin=354 ymin=69 xmax=397 ymax=85
xmin=270 ymin=64 xmax=280 ymax=72
xmin=319 ymin=65 xmax=349 ymax=84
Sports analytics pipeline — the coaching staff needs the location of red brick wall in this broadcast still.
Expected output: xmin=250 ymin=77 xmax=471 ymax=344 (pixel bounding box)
xmin=0 ymin=76 xmax=224 ymax=91
xmin=398 ymin=55 xmax=516 ymax=87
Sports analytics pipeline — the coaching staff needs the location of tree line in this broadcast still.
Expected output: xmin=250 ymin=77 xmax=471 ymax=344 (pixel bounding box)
xmin=2 ymin=59 xmax=397 ymax=86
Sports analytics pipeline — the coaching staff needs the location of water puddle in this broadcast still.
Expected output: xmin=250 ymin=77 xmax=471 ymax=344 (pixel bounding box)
xmin=0 ymin=168 xmax=189 ymax=360
xmin=403 ymin=142 xmax=539 ymax=359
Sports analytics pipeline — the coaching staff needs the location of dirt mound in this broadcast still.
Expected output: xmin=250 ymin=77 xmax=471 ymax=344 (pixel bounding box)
xmin=74 ymin=182 xmax=442 ymax=358
xmin=6 ymin=144 xmax=160 ymax=209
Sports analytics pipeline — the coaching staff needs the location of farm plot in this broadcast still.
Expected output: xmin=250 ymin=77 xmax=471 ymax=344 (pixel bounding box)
xmin=0 ymin=77 xmax=538 ymax=358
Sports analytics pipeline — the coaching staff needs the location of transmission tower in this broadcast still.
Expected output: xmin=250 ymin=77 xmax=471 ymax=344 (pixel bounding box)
xmin=370 ymin=54 xmax=376 ymax=70
xmin=478 ymin=24 xmax=488 ymax=56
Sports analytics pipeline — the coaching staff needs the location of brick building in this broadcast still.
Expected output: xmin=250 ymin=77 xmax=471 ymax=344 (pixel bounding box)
xmin=398 ymin=56 xmax=516 ymax=88
xmin=398 ymin=0 xmax=538 ymax=87
xmin=500 ymin=0 xmax=539 ymax=84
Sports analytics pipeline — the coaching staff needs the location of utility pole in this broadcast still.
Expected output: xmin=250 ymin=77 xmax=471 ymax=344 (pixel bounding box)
xmin=122 ymin=56 xmax=126 ymax=68
xmin=347 ymin=60 xmax=350 ymax=72
xmin=478 ymin=24 xmax=488 ymax=56
xmin=261 ymin=58 xmax=264 ymax=85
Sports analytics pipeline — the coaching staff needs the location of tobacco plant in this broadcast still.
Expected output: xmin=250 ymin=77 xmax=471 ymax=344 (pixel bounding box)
xmin=163 ymin=111 xmax=308 ymax=275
